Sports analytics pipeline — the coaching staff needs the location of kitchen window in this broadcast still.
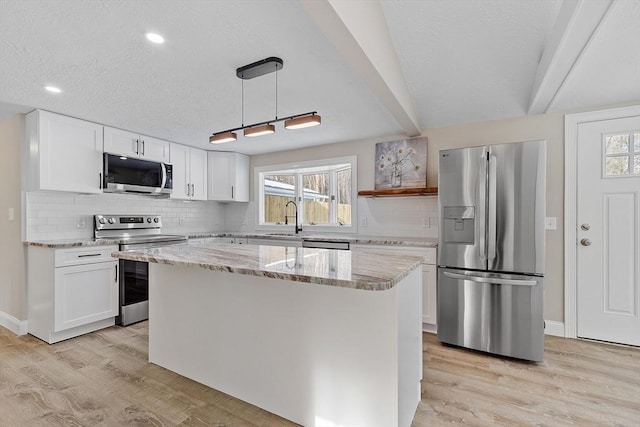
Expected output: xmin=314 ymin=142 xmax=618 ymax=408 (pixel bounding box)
xmin=256 ymin=156 xmax=357 ymax=232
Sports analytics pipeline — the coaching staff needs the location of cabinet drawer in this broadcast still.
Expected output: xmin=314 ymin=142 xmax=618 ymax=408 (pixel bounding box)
xmin=55 ymin=245 xmax=119 ymax=267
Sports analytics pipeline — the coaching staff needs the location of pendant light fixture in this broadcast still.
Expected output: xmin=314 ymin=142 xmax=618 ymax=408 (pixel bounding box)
xmin=209 ymin=57 xmax=321 ymax=144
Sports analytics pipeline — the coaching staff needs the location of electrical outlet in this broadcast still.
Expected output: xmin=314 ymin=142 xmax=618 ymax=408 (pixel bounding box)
xmin=8 ymin=208 xmax=14 ymax=221
xmin=76 ymin=217 xmax=86 ymax=229
xmin=422 ymin=217 xmax=430 ymax=228
xmin=178 ymin=217 xmax=184 ymax=225
xmin=545 ymin=217 xmax=557 ymax=230
xmin=360 ymin=216 xmax=368 ymax=228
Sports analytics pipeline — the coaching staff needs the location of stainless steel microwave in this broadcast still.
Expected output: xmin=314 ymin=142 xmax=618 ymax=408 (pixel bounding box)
xmin=103 ymin=153 xmax=173 ymax=197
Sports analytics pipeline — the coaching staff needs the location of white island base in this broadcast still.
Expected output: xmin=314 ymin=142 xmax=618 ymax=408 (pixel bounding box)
xmin=148 ymin=263 xmax=422 ymax=427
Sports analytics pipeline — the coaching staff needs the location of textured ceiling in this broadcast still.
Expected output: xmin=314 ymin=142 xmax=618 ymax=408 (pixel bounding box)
xmin=0 ymin=0 xmax=637 ymax=155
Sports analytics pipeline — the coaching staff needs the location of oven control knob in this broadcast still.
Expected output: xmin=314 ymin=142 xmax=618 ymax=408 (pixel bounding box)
xmin=108 ymin=217 xmax=116 ymax=224
xmin=153 ymin=217 xmax=159 ymax=223
xmin=147 ymin=217 xmax=152 ymax=223
xmin=98 ymin=217 xmax=106 ymax=224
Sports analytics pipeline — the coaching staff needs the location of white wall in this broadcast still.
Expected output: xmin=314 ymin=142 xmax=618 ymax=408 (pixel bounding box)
xmin=25 ymin=192 xmax=225 ymax=241
xmin=0 ymin=114 xmax=27 ymax=327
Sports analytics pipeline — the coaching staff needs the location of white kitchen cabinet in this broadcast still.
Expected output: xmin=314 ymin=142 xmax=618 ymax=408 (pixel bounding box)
xmin=351 ymin=244 xmax=437 ymax=332
xmin=28 ymin=245 xmax=119 ymax=344
xmin=25 ymin=110 xmax=104 ymax=194
xmin=207 ymin=152 xmax=249 ymax=202
xmin=170 ymin=143 xmax=208 ymax=200
xmin=103 ymin=126 xmax=169 ymax=162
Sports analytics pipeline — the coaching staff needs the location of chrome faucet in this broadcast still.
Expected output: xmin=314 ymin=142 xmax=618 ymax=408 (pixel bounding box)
xmin=284 ymin=200 xmax=302 ymax=234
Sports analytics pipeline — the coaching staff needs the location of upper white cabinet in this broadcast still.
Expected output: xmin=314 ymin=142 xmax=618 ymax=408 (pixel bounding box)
xmin=103 ymin=126 xmax=169 ymax=162
xmin=169 ymin=143 xmax=208 ymax=200
xmin=207 ymin=152 xmax=249 ymax=202
xmin=25 ymin=110 xmax=103 ymax=194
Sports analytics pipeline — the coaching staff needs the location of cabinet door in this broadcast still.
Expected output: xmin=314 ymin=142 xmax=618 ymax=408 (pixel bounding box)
xmin=233 ymin=153 xmax=250 ymax=202
xmin=422 ymin=263 xmax=437 ymax=328
xmin=140 ymin=135 xmax=170 ymax=162
xmin=38 ymin=111 xmax=103 ymax=193
xmin=54 ymin=261 xmax=119 ymax=332
xmin=170 ymin=143 xmax=190 ymax=200
xmin=208 ymin=152 xmax=233 ymax=201
xmin=104 ymin=126 xmax=140 ymax=157
xmin=189 ymin=147 xmax=208 ymax=200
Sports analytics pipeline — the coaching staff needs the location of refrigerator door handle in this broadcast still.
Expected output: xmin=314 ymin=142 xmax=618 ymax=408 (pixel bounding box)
xmin=478 ymin=150 xmax=487 ymax=259
xmin=443 ymin=271 xmax=537 ymax=286
xmin=487 ymin=154 xmax=497 ymax=262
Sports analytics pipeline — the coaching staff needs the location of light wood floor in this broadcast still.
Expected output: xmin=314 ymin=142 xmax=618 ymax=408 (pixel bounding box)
xmin=1 ymin=324 xmax=638 ymax=426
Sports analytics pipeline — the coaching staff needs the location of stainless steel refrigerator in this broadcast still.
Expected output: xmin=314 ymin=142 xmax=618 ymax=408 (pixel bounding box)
xmin=437 ymin=140 xmax=546 ymax=362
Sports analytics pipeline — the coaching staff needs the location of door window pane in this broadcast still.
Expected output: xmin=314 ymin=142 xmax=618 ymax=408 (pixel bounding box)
xmin=264 ymin=174 xmax=295 ymax=223
xmin=605 ymin=134 xmax=629 ymax=154
xmin=303 ymin=173 xmax=329 ymax=225
xmin=336 ymin=168 xmax=352 ymax=225
xmin=605 ymin=156 xmax=629 ymax=175
xmin=634 ymin=155 xmax=640 ymax=174
xmin=634 ymin=133 xmax=640 ymax=152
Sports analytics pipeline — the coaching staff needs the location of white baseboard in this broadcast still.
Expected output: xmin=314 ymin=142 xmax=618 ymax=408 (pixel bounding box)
xmin=0 ymin=311 xmax=28 ymax=335
xmin=544 ymin=320 xmax=565 ymax=337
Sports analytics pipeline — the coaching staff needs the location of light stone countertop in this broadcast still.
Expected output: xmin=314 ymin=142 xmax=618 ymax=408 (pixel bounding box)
xmin=188 ymin=232 xmax=438 ymax=247
xmin=111 ymin=243 xmax=424 ymax=291
xmin=23 ymin=238 xmax=122 ymax=248
xmin=25 ymin=233 xmax=437 ymax=248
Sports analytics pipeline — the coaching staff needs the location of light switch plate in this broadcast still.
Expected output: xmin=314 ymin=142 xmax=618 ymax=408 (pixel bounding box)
xmin=545 ymin=217 xmax=557 ymax=230
xmin=360 ymin=216 xmax=368 ymax=228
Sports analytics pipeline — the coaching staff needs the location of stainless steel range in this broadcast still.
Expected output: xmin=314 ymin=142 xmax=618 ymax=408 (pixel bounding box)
xmin=94 ymin=214 xmax=187 ymax=326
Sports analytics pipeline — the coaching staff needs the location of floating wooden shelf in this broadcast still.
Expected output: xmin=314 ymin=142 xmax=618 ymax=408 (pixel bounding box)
xmin=357 ymin=187 xmax=438 ymax=198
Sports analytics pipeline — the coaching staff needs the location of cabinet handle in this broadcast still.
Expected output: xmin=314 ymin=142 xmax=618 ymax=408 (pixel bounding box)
xmin=135 ymin=139 xmax=139 ymax=155
xmin=231 ymin=185 xmax=234 ymax=199
xmin=141 ymin=140 xmax=145 ymax=156
xmin=78 ymin=253 xmax=101 ymax=258
xmin=186 ymin=183 xmax=190 ymax=196
xmin=99 ymin=172 xmax=102 ymax=189
xmin=115 ymin=265 xmax=118 ymax=282
xmin=191 ymin=184 xmax=195 ymax=197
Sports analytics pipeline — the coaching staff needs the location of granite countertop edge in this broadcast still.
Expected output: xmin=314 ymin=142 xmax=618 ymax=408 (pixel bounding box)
xmin=24 ymin=233 xmax=437 ymax=249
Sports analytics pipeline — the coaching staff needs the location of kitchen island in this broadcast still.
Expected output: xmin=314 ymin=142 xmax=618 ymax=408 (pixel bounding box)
xmin=113 ymin=243 xmax=424 ymax=427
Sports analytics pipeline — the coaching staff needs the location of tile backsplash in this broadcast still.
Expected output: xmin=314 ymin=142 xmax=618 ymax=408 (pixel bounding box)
xmin=25 ymin=192 xmax=438 ymax=241
xmin=224 ymin=197 xmax=439 ymax=238
xmin=25 ymin=192 xmax=225 ymax=241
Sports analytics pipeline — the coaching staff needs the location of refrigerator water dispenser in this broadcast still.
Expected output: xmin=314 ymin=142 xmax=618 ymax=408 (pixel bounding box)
xmin=443 ymin=206 xmax=475 ymax=244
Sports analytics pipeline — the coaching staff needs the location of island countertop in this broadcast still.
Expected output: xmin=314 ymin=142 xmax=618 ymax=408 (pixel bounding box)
xmin=112 ymin=243 xmax=423 ymax=291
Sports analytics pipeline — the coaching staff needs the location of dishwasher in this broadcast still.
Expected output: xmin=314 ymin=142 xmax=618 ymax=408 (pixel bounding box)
xmin=301 ymin=239 xmax=350 ymax=250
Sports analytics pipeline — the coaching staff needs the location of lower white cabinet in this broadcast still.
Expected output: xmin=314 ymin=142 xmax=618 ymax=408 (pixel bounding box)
xmin=351 ymin=244 xmax=437 ymax=332
xmin=28 ymin=245 xmax=119 ymax=344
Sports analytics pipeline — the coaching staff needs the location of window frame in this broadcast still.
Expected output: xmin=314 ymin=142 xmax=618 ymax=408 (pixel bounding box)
xmin=255 ymin=156 xmax=357 ymax=234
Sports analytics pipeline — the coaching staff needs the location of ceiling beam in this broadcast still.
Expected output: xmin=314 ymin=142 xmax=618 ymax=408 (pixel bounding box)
xmin=528 ymin=0 xmax=614 ymax=114
xmin=300 ymin=0 xmax=421 ymax=136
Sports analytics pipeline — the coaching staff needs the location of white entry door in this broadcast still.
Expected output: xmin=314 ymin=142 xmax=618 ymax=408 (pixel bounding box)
xmin=577 ymin=115 xmax=640 ymax=346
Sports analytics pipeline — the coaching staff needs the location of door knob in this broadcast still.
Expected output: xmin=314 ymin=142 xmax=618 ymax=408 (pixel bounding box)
xmin=580 ymin=238 xmax=592 ymax=246
xmin=581 ymin=223 xmax=590 ymax=231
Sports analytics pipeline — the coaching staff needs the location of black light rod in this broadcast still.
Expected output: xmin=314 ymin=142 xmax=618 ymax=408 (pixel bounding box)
xmin=211 ymin=112 xmax=318 ymax=136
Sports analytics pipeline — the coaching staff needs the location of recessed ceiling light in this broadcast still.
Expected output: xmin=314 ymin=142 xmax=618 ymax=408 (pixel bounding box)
xmin=146 ymin=33 xmax=165 ymax=44
xmin=44 ymin=86 xmax=62 ymax=93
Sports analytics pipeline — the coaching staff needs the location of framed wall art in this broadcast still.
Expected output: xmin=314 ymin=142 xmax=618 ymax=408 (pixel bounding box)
xmin=374 ymin=137 xmax=427 ymax=189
